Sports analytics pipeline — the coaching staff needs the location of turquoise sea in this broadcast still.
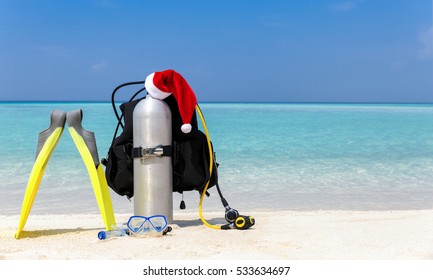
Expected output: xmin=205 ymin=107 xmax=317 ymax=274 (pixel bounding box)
xmin=1 ymin=102 xmax=433 ymax=215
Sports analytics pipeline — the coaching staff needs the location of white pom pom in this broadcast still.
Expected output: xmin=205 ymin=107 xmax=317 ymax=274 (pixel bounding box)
xmin=181 ymin=124 xmax=192 ymax=133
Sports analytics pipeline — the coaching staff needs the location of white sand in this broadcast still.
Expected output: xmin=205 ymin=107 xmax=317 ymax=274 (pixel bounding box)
xmin=2 ymin=210 xmax=433 ymax=260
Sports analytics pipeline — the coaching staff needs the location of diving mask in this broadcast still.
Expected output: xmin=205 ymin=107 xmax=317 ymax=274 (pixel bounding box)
xmin=127 ymin=215 xmax=170 ymax=236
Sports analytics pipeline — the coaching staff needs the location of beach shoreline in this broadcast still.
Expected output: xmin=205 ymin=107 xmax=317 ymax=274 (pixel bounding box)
xmin=2 ymin=210 xmax=433 ymax=260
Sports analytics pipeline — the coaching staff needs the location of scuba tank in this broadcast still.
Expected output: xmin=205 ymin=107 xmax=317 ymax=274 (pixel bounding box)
xmin=132 ymin=95 xmax=173 ymax=223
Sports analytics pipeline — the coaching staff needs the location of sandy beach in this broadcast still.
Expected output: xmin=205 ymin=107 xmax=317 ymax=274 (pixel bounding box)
xmin=2 ymin=210 xmax=433 ymax=260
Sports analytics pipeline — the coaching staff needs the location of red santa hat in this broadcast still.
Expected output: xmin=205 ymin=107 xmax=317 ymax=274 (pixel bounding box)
xmin=145 ymin=69 xmax=197 ymax=133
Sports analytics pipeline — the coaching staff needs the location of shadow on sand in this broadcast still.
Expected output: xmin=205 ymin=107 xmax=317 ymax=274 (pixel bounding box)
xmin=16 ymin=227 xmax=99 ymax=239
xmin=173 ymin=217 xmax=227 ymax=228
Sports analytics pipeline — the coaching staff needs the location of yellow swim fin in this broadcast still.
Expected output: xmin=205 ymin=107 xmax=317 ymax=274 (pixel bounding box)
xmin=67 ymin=110 xmax=116 ymax=231
xmin=15 ymin=110 xmax=67 ymax=239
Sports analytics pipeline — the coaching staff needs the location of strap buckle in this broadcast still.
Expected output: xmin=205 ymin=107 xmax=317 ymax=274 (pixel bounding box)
xmin=132 ymin=145 xmax=172 ymax=158
xmin=141 ymin=146 xmax=163 ymax=157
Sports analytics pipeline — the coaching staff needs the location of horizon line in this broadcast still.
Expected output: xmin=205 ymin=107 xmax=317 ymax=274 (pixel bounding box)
xmin=1 ymin=100 xmax=433 ymax=105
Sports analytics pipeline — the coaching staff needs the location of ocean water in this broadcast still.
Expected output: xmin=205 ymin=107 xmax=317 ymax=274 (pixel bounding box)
xmin=1 ymin=102 xmax=433 ymax=215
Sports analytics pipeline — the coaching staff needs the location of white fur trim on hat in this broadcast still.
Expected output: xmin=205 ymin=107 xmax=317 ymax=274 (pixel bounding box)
xmin=145 ymin=72 xmax=171 ymax=100
xmin=181 ymin=123 xmax=192 ymax=133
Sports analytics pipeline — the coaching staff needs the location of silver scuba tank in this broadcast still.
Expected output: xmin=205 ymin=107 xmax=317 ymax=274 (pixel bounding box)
xmin=133 ymin=95 xmax=173 ymax=223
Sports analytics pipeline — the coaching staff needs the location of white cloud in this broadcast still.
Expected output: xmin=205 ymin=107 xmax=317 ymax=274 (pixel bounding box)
xmin=91 ymin=60 xmax=108 ymax=72
xmin=31 ymin=45 xmax=73 ymax=57
xmin=389 ymin=61 xmax=406 ymax=71
xmin=331 ymin=1 xmax=357 ymax=12
xmin=93 ymin=0 xmax=119 ymax=9
xmin=259 ymin=14 xmax=290 ymax=29
xmin=417 ymin=26 xmax=433 ymax=60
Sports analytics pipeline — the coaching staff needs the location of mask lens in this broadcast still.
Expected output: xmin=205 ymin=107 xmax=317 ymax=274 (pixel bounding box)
xmin=148 ymin=216 xmax=168 ymax=232
xmin=127 ymin=216 xmax=147 ymax=233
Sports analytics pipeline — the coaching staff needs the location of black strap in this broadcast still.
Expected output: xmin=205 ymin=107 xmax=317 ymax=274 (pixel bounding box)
xmin=132 ymin=145 xmax=172 ymax=158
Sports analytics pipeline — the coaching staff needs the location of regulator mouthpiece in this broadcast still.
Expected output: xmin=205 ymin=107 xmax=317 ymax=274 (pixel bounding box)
xmin=234 ymin=215 xmax=255 ymax=230
xmin=220 ymin=214 xmax=255 ymax=230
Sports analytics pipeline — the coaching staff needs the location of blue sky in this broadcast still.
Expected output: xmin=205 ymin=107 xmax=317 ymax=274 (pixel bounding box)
xmin=0 ymin=0 xmax=432 ymax=102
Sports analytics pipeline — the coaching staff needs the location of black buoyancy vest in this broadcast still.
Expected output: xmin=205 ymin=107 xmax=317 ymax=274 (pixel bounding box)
xmin=103 ymin=95 xmax=218 ymax=199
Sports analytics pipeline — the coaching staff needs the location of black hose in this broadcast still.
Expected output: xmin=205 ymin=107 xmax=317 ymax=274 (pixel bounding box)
xmin=110 ymin=81 xmax=145 ymax=129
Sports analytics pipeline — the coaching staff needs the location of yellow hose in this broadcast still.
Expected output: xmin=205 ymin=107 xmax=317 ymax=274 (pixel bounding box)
xmin=195 ymin=105 xmax=222 ymax=230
